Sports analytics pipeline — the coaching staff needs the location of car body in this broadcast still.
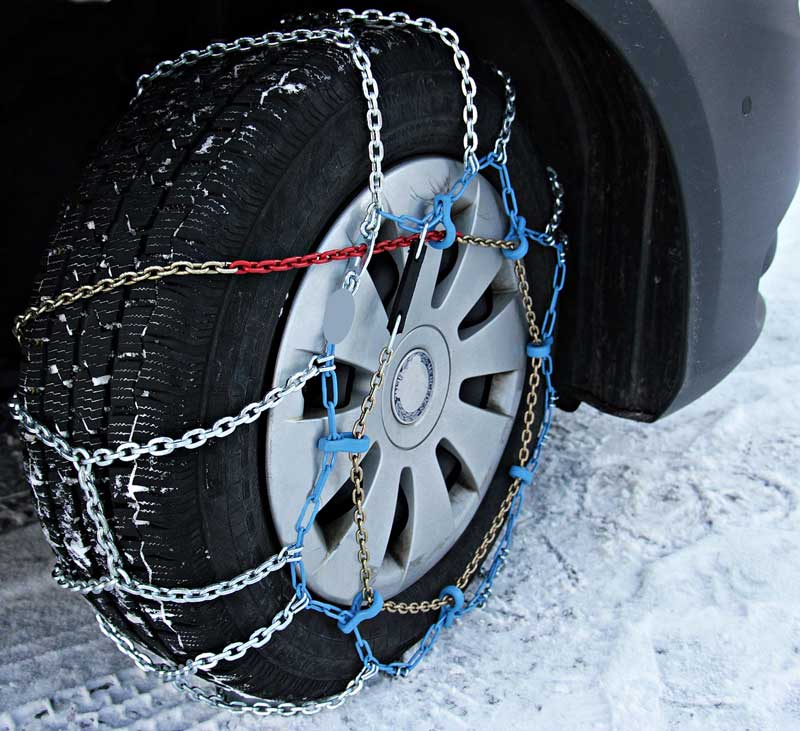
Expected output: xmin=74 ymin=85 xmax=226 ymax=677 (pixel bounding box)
xmin=2 ymin=0 xmax=798 ymax=420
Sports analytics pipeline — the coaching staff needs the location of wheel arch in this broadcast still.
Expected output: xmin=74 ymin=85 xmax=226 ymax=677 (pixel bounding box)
xmin=489 ymin=0 xmax=799 ymax=421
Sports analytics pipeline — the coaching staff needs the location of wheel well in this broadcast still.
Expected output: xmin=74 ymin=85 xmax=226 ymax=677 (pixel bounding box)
xmin=425 ymin=0 xmax=689 ymax=421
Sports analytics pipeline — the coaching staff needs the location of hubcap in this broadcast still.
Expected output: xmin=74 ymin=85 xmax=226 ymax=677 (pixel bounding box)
xmin=266 ymin=156 xmax=528 ymax=604
xmin=383 ymin=327 xmax=450 ymax=450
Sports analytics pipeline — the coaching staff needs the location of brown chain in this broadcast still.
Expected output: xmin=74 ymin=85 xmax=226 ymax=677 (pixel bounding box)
xmin=348 ymin=341 xmax=397 ymax=606
xmin=382 ymin=259 xmax=541 ymax=613
xmin=13 ymin=260 xmax=234 ymax=345
xmin=457 ymin=233 xmax=516 ymax=251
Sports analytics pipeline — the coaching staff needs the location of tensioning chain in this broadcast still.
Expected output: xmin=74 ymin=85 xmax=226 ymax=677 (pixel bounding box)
xmin=13 ymin=233 xmax=510 ymax=346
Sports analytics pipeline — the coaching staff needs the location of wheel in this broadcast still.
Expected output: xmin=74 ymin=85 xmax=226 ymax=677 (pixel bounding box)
xmin=20 ymin=25 xmax=553 ymax=701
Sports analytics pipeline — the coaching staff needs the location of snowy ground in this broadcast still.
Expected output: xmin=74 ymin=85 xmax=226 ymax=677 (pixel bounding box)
xmin=2 ymin=186 xmax=799 ymax=731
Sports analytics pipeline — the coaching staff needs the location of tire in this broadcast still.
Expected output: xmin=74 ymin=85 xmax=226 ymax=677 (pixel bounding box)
xmin=20 ymin=26 xmax=553 ymax=701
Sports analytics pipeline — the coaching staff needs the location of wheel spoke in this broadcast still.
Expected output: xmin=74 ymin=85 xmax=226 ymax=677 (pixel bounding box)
xmin=401 ymin=445 xmax=455 ymax=577
xmin=439 ymin=400 xmax=514 ymax=491
xmin=433 ymin=243 xmax=503 ymax=324
xmin=453 ymin=172 xmax=482 ymax=233
xmin=454 ymin=294 xmax=527 ymax=380
xmin=267 ymin=404 xmax=363 ymax=527
xmin=462 ymin=174 xmax=507 ymax=238
xmin=403 ymin=246 xmax=444 ymax=330
xmin=335 ymin=272 xmax=390 ymax=371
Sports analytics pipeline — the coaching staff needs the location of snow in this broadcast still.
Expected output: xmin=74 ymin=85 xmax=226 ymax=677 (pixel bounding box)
xmin=259 ymin=69 xmax=308 ymax=105
xmin=196 ymin=135 xmax=217 ymax=155
xmin=1 ymin=185 xmax=799 ymax=729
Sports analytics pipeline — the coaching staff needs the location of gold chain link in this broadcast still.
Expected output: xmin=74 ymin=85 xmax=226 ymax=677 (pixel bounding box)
xmin=382 ymin=259 xmax=541 ymax=614
xmin=349 ymin=344 xmax=396 ymax=606
xmin=457 ymin=233 xmax=517 ymax=251
xmin=13 ymin=260 xmax=234 ymax=344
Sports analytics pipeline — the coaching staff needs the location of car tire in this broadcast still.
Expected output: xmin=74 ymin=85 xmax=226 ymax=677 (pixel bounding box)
xmin=20 ymin=25 xmax=553 ymax=701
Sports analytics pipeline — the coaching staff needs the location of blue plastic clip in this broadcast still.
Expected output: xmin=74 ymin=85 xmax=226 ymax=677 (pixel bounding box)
xmin=503 ymin=215 xmax=529 ymax=260
xmin=338 ymin=590 xmax=384 ymax=633
xmin=428 ymin=194 xmax=457 ymax=250
xmin=526 ymin=336 xmax=553 ymax=359
xmin=318 ymin=433 xmax=370 ymax=454
xmin=438 ymin=585 xmax=465 ymax=628
xmin=509 ymin=464 xmax=534 ymax=486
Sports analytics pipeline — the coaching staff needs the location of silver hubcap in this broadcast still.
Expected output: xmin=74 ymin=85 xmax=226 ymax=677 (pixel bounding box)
xmin=266 ymin=156 xmax=527 ymax=604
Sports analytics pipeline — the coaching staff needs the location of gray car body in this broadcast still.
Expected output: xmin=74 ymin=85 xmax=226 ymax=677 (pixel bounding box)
xmin=567 ymin=0 xmax=800 ymax=413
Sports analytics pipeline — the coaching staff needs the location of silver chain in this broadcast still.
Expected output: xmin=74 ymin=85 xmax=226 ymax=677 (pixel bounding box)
xmin=135 ymin=28 xmax=352 ymax=98
xmin=545 ymin=166 xmax=565 ymax=240
xmin=340 ymin=9 xmax=480 ymax=174
xmin=492 ymin=67 xmax=517 ymax=164
xmin=14 ymin=9 xmax=549 ymax=717
xmin=12 ymin=352 xmax=325 ymax=600
xmin=97 ymin=600 xmax=379 ymax=716
xmin=54 ymin=545 xmax=301 ymax=602
xmin=341 ymin=28 xmax=385 ymax=288
xmin=174 ymin=661 xmax=379 ymax=717
xmin=97 ymin=591 xmax=309 ymax=680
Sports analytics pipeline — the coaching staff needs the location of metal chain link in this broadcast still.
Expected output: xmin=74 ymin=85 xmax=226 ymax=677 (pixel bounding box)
xmin=457 ymin=233 xmax=516 ymax=251
xmin=491 ymin=66 xmax=517 ymax=165
xmin=88 ymin=354 xmax=321 ymax=467
xmin=340 ymin=9 xmax=480 ymax=173
xmin=173 ymin=661 xmax=379 ymax=717
xmin=54 ymin=545 xmax=301 ymax=602
xmin=344 ymin=29 xmax=385 ymax=245
xmin=97 ymin=591 xmax=309 ymax=680
xmin=348 ymin=341 xmax=396 ymax=605
xmin=134 ymin=27 xmax=352 ymax=97
xmin=545 ymin=166 xmax=565 ymax=240
xmin=14 ymin=234 xmax=513 ymax=345
xmin=11 ymin=352 xmax=324 ymax=604
xmin=13 ymin=261 xmax=233 ymax=345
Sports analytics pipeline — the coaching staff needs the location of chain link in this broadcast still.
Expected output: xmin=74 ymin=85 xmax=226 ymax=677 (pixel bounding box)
xmin=54 ymin=545 xmax=301 ymax=602
xmin=491 ymin=66 xmax=517 ymax=165
xmin=135 ymin=27 xmax=352 ymax=97
xmin=545 ymin=166 xmax=565 ymax=240
xmin=97 ymin=591 xmax=309 ymax=680
xmin=457 ymin=233 xmax=516 ymax=250
xmin=348 ymin=342 xmax=396 ymax=605
xmin=341 ymin=9 xmax=480 ymax=173
xmin=13 ymin=261 xmax=232 ymax=345
xmin=173 ymin=661 xmax=379 ymax=717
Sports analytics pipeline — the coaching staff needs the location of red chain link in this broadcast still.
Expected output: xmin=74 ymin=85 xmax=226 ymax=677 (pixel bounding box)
xmin=230 ymin=230 xmax=449 ymax=274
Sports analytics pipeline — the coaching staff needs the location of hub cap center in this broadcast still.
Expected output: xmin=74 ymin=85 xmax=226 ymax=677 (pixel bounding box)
xmin=391 ymin=348 xmax=434 ymax=424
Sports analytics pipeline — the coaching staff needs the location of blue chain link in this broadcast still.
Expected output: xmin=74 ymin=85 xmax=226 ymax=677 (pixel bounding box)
xmin=282 ymin=153 xmax=567 ymax=680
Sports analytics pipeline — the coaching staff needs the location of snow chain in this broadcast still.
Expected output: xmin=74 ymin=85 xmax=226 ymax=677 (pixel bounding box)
xmin=11 ymin=8 xmax=569 ymax=717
